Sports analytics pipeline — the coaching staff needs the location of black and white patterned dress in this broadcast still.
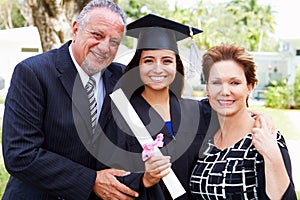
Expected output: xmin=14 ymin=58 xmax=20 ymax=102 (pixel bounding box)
xmin=190 ymin=132 xmax=288 ymax=200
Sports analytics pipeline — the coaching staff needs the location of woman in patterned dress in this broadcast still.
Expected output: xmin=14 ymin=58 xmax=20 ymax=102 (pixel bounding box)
xmin=190 ymin=43 xmax=297 ymax=199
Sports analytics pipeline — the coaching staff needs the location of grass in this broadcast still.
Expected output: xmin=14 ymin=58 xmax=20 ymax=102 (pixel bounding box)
xmin=249 ymin=104 xmax=300 ymax=140
xmin=0 ymin=114 xmax=7 ymax=197
xmin=0 ymin=163 xmax=9 ymax=197
xmin=0 ymin=101 xmax=299 ymax=198
xmin=0 ymin=94 xmax=5 ymax=105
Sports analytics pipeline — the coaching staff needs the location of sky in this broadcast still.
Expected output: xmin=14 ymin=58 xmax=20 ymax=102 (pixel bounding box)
xmin=168 ymin=0 xmax=300 ymax=39
xmin=272 ymin=0 xmax=300 ymax=39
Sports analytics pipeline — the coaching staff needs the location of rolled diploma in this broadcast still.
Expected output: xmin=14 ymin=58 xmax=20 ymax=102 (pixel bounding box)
xmin=110 ymin=88 xmax=186 ymax=199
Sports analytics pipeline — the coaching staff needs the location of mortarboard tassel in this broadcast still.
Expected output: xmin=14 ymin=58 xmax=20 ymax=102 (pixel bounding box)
xmin=187 ymin=26 xmax=201 ymax=79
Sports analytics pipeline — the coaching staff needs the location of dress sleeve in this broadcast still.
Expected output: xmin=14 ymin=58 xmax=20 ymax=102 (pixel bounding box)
xmin=257 ymin=132 xmax=297 ymax=199
xmin=276 ymin=132 xmax=297 ymax=199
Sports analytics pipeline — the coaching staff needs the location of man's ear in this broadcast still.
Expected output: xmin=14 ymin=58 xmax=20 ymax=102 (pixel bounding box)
xmin=72 ymin=21 xmax=79 ymax=38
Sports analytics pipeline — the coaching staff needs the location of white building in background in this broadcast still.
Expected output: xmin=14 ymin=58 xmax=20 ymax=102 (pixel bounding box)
xmin=0 ymin=26 xmax=43 ymax=96
xmin=251 ymin=38 xmax=300 ymax=100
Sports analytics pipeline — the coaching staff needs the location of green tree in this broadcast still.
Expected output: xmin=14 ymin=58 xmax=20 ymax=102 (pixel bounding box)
xmin=187 ymin=0 xmax=278 ymax=51
xmin=119 ymin=0 xmax=170 ymax=48
xmin=0 ymin=0 xmax=279 ymax=52
xmin=119 ymin=0 xmax=278 ymax=51
xmin=0 ymin=0 xmax=26 ymax=29
xmin=119 ymin=0 xmax=169 ymax=20
xmin=226 ymin=0 xmax=276 ymax=51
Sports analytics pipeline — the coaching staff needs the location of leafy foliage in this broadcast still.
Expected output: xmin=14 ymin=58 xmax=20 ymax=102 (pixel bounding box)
xmin=293 ymin=66 xmax=300 ymax=108
xmin=264 ymin=66 xmax=300 ymax=109
xmin=119 ymin=0 xmax=279 ymax=52
xmin=193 ymin=0 xmax=278 ymax=51
xmin=0 ymin=0 xmax=279 ymax=52
xmin=264 ymin=78 xmax=293 ymax=109
xmin=0 ymin=0 xmax=26 ymax=29
xmin=119 ymin=0 xmax=169 ymax=19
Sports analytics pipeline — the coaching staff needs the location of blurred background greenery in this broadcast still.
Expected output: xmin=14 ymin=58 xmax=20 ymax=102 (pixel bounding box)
xmin=0 ymin=0 xmax=282 ymax=52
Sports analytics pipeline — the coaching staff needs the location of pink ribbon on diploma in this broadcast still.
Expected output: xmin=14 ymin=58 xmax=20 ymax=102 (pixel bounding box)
xmin=142 ymin=133 xmax=164 ymax=161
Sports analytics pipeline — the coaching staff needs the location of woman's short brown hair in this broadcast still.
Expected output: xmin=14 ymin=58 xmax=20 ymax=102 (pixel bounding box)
xmin=202 ymin=43 xmax=258 ymax=87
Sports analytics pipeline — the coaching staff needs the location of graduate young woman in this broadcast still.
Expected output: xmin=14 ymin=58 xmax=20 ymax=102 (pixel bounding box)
xmin=104 ymin=14 xmax=211 ymax=200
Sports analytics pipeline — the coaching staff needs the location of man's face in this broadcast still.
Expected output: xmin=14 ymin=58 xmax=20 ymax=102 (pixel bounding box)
xmin=71 ymin=7 xmax=125 ymax=75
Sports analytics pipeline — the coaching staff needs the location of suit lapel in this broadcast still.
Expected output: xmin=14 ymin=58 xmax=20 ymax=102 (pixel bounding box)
xmin=99 ymin=68 xmax=118 ymax=128
xmin=56 ymin=41 xmax=92 ymax=134
xmin=56 ymin=41 xmax=76 ymax=100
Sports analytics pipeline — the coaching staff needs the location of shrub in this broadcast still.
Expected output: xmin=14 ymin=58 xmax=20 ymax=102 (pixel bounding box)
xmin=264 ymin=78 xmax=293 ymax=109
xmin=293 ymin=66 xmax=300 ymax=108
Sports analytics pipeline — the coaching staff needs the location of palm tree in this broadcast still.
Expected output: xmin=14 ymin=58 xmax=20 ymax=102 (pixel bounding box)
xmin=227 ymin=0 xmax=275 ymax=51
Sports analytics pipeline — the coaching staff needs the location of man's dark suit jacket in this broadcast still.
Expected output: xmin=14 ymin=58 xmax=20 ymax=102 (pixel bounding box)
xmin=2 ymin=41 xmax=124 ymax=200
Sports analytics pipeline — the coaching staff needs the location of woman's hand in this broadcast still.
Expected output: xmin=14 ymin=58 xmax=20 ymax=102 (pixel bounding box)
xmin=142 ymin=155 xmax=171 ymax=188
xmin=252 ymin=115 xmax=278 ymax=159
xmin=252 ymin=116 xmax=290 ymax=199
xmin=249 ymin=109 xmax=275 ymax=133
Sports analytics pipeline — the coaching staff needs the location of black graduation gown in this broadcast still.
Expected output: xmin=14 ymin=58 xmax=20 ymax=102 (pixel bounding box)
xmin=104 ymin=89 xmax=211 ymax=200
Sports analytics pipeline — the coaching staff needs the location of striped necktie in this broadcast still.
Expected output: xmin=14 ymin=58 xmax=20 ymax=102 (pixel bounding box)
xmin=85 ymin=77 xmax=97 ymax=133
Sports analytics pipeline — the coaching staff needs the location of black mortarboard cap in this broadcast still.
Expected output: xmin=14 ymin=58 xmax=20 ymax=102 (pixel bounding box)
xmin=126 ymin=14 xmax=203 ymax=53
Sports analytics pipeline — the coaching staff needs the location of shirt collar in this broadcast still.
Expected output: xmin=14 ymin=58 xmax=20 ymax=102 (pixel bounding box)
xmin=69 ymin=44 xmax=101 ymax=88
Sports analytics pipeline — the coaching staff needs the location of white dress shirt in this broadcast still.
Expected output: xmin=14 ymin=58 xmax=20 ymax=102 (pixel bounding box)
xmin=69 ymin=45 xmax=106 ymax=120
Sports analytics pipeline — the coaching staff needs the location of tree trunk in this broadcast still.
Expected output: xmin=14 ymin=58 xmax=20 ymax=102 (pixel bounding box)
xmin=28 ymin=0 xmax=119 ymax=52
xmin=27 ymin=0 xmax=90 ymax=52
